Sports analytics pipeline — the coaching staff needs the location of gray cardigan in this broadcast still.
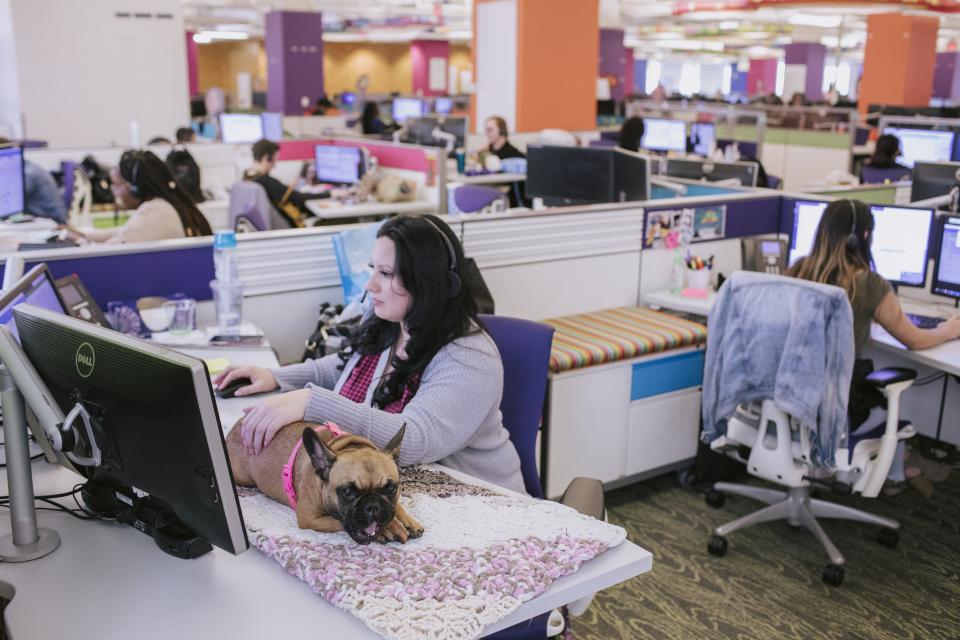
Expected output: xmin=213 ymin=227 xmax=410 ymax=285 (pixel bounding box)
xmin=270 ymin=330 xmax=526 ymax=494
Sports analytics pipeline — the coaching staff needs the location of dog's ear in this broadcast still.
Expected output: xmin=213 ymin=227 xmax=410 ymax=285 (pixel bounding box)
xmin=383 ymin=423 xmax=406 ymax=461
xmin=303 ymin=428 xmax=337 ymax=481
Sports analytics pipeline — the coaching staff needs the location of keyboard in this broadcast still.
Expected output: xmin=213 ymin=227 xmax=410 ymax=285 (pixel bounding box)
xmin=907 ymin=313 xmax=946 ymax=329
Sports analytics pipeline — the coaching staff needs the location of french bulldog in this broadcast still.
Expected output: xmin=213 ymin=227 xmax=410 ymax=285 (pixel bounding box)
xmin=226 ymin=420 xmax=423 ymax=544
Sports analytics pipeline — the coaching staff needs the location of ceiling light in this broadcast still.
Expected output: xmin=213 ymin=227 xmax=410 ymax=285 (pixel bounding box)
xmin=788 ymin=13 xmax=843 ymax=29
xmin=719 ymin=21 xmax=739 ymax=30
xmin=194 ymin=30 xmax=249 ymax=42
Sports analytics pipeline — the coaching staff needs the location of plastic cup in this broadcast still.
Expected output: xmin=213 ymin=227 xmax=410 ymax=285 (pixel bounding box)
xmin=163 ymin=299 xmax=196 ymax=335
xmin=210 ymin=279 xmax=243 ymax=334
xmin=686 ymin=268 xmax=711 ymax=291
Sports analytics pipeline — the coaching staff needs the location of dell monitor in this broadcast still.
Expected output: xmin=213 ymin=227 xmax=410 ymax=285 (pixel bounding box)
xmin=261 ymin=112 xmax=283 ymax=142
xmin=870 ymin=205 xmax=934 ymax=287
xmin=641 ymin=118 xmax=687 ymax=153
xmin=690 ymin=122 xmax=716 ymax=157
xmin=314 ymin=144 xmax=365 ymax=185
xmin=933 ymin=214 xmax=960 ymax=299
xmin=219 ymin=113 xmax=264 ymax=144
xmin=13 ymin=304 xmax=249 ymax=557
xmin=910 ymin=161 xmax=960 ymax=203
xmin=434 ymin=97 xmax=453 ymax=115
xmin=391 ymin=97 xmax=424 ymax=124
xmin=788 ymin=200 xmax=829 ymax=266
xmin=882 ymin=127 xmax=955 ymax=169
xmin=526 ymin=145 xmax=648 ymax=207
xmin=664 ymin=157 xmax=758 ymax=187
xmin=0 ymin=144 xmax=25 ymax=220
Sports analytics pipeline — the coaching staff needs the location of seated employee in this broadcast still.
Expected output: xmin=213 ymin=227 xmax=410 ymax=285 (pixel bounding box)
xmin=0 ymin=137 xmax=65 ymax=223
xmin=361 ymin=102 xmax=387 ymax=135
xmin=244 ymin=139 xmax=336 ymax=227
xmin=214 ymin=214 xmax=526 ymax=494
xmin=67 ymin=150 xmax=212 ymax=244
xmin=485 ymin=116 xmax=525 ymax=160
xmin=789 ymin=200 xmax=960 ymax=484
xmin=166 ymin=127 xmax=204 ymax=204
xmin=617 ymin=116 xmax=645 ymax=153
xmin=862 ymin=134 xmax=910 ymax=180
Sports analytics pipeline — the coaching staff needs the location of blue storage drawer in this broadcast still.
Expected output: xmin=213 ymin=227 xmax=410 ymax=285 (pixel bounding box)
xmin=630 ymin=349 xmax=705 ymax=401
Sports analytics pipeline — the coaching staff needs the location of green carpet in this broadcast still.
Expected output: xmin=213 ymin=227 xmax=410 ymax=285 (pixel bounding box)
xmin=573 ymin=464 xmax=960 ymax=640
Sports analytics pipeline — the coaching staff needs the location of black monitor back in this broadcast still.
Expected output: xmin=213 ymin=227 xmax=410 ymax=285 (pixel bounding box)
xmin=527 ymin=145 xmax=616 ymax=206
xmin=911 ymin=161 xmax=960 ymax=202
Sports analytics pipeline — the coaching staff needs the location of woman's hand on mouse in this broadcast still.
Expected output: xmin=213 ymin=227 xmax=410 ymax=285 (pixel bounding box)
xmin=213 ymin=365 xmax=278 ymax=397
xmin=240 ymin=389 xmax=310 ymax=455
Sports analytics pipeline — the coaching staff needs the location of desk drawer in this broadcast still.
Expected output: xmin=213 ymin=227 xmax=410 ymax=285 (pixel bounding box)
xmin=630 ymin=350 xmax=704 ymax=401
xmin=627 ymin=387 xmax=701 ymax=475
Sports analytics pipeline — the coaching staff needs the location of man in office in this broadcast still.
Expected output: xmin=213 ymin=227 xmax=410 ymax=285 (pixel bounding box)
xmin=484 ymin=117 xmax=525 ymax=160
xmin=0 ymin=137 xmax=66 ymax=223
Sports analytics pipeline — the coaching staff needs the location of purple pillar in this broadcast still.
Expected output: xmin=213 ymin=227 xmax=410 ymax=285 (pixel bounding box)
xmin=747 ymin=59 xmax=777 ymax=96
xmin=933 ymin=52 xmax=960 ymax=99
xmin=634 ymin=59 xmax=647 ymax=93
xmin=730 ymin=64 xmax=748 ymax=96
xmin=185 ymin=32 xmax=198 ymax=96
xmin=266 ymin=11 xmax=324 ymax=116
xmin=784 ymin=43 xmax=826 ymax=102
xmin=599 ymin=29 xmax=630 ymax=100
xmin=411 ymin=40 xmax=449 ymax=96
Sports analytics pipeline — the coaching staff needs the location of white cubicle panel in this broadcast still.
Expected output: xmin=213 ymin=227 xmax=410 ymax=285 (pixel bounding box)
xmin=457 ymin=206 xmax=644 ymax=319
xmin=638 ymin=238 xmax=743 ymax=298
xmin=282 ymin=115 xmax=354 ymax=138
xmin=465 ymin=130 xmax=601 ymax=154
xmin=761 ymin=141 xmax=852 ymax=192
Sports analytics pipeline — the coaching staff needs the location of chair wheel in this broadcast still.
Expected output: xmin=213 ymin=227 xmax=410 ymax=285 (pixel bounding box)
xmin=705 ymin=490 xmax=726 ymax=508
xmin=822 ymin=564 xmax=844 ymax=587
xmin=707 ymin=535 xmax=728 ymax=557
xmin=877 ymin=528 xmax=899 ymax=549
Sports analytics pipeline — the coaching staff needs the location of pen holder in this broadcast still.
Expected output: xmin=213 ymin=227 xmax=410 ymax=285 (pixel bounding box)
xmin=686 ymin=268 xmax=712 ymax=292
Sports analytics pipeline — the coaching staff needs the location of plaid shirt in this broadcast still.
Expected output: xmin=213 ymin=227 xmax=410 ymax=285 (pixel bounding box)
xmin=339 ymin=352 xmax=421 ymax=413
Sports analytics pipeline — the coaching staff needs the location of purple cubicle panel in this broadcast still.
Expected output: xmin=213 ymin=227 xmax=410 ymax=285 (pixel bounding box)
xmin=784 ymin=43 xmax=826 ymax=102
xmin=266 ymin=11 xmax=324 ymax=116
xmin=645 ymin=196 xmax=782 ymax=243
xmin=933 ymin=52 xmax=960 ymax=100
xmin=599 ymin=29 xmax=630 ymax=101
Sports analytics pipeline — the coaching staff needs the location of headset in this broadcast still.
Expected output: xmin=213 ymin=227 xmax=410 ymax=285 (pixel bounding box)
xmin=126 ymin=151 xmax=144 ymax=199
xmin=845 ymin=199 xmax=860 ymax=252
xmin=420 ymin=217 xmax=461 ymax=297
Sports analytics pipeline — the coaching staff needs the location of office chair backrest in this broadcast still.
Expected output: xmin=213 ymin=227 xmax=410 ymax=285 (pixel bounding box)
xmin=60 ymin=160 xmax=77 ymax=211
xmin=860 ymin=165 xmax=910 ymax=184
xmin=479 ymin=314 xmax=554 ymax=498
xmin=228 ymin=181 xmax=272 ymax=232
xmin=453 ymin=185 xmax=503 ymax=214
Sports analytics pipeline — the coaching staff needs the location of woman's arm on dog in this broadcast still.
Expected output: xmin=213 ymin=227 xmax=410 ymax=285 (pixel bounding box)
xmin=270 ymin=353 xmax=344 ymax=391
xmin=302 ymin=332 xmax=502 ymax=466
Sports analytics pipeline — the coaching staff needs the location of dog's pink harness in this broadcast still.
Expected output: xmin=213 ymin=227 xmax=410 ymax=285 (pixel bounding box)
xmin=283 ymin=423 xmax=344 ymax=509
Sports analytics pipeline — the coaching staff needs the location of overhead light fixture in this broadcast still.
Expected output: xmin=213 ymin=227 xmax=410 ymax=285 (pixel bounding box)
xmin=193 ymin=30 xmax=249 ymax=43
xmin=788 ymin=13 xmax=842 ymax=29
xmin=719 ymin=21 xmax=739 ymax=30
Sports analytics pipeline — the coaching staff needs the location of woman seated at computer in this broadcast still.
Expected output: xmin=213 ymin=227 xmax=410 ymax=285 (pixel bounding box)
xmin=617 ymin=117 xmax=645 ymax=153
xmin=485 ymin=116 xmax=525 ymax=160
xmin=213 ymin=215 xmax=526 ymax=494
xmin=361 ymin=102 xmax=388 ymax=135
xmin=789 ymin=200 xmax=960 ymax=483
xmin=862 ymin=134 xmax=910 ymax=181
xmin=67 ymin=150 xmax=212 ymax=244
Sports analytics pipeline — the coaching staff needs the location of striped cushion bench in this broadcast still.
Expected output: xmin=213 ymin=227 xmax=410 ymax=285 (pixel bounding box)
xmin=544 ymin=306 xmax=708 ymax=373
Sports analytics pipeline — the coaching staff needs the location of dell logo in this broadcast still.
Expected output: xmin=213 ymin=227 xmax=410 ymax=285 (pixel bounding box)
xmin=75 ymin=343 xmax=95 ymax=378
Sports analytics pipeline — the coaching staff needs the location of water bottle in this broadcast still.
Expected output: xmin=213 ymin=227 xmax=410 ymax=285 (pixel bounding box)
xmin=669 ymin=249 xmax=685 ymax=294
xmin=213 ymin=230 xmax=239 ymax=282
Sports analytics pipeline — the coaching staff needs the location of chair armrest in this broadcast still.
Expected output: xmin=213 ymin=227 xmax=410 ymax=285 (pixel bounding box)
xmin=865 ymin=367 xmax=916 ymax=388
xmin=558 ymin=477 xmax=605 ymax=521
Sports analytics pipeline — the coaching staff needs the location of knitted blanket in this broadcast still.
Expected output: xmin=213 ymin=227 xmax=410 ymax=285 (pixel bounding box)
xmin=239 ymin=466 xmax=627 ymax=640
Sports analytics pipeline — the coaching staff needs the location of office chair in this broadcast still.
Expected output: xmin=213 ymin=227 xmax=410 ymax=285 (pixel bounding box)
xmin=860 ymin=165 xmax=910 ymax=184
xmin=702 ymin=272 xmax=916 ymax=587
xmin=452 ymin=185 xmax=505 ymax=214
xmin=228 ymin=182 xmax=274 ymax=232
xmin=479 ymin=315 xmax=604 ymax=639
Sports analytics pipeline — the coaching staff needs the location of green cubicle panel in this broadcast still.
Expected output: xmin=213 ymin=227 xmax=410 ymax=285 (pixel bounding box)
xmin=810 ymin=184 xmax=899 ymax=205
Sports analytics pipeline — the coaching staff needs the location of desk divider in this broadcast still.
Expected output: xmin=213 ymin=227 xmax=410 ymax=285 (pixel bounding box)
xmin=277 ymin=138 xmax=438 ymax=180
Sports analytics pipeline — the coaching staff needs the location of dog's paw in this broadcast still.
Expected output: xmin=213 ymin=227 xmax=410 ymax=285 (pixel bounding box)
xmin=377 ymin=517 xmax=411 ymax=544
xmin=405 ymin=521 xmax=424 ymax=539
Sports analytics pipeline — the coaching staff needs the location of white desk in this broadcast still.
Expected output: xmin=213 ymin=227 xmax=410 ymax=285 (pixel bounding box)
xmin=868 ymin=299 xmax=960 ymax=377
xmin=2 ymin=346 xmax=652 ymax=639
xmin=305 ymin=199 xmax=435 ymax=221
xmin=642 ymin=289 xmax=716 ymax=317
xmin=450 ymin=172 xmax=526 ymax=186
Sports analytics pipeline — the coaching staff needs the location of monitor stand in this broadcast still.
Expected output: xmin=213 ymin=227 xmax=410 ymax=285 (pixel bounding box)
xmin=0 ymin=365 xmax=60 ymax=562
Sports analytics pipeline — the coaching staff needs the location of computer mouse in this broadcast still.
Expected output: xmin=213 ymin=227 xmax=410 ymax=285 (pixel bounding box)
xmin=215 ymin=377 xmax=252 ymax=399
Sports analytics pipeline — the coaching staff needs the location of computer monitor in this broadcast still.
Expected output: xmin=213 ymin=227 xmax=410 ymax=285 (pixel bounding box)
xmin=690 ymin=122 xmax=716 ymax=157
xmin=0 ymin=264 xmax=66 ymax=343
xmin=391 ymin=98 xmax=424 ymax=123
xmin=641 ymin=118 xmax=687 ymax=153
xmin=340 ymin=91 xmax=357 ymax=107
xmin=314 ymin=144 xmax=365 ymax=185
xmin=13 ymin=304 xmax=249 ymax=556
xmin=788 ymin=200 xmax=829 ymax=266
xmin=434 ymin=97 xmax=453 ymax=115
xmin=261 ymin=112 xmax=283 ymax=142
xmin=219 ymin=113 xmax=264 ymax=144
xmin=870 ymin=205 xmax=934 ymax=287
xmin=402 ymin=116 xmax=468 ymax=150
xmin=910 ymin=161 xmax=960 ymax=203
xmin=933 ymin=214 xmax=960 ymax=299
xmin=882 ymin=127 xmax=955 ymax=169
xmin=526 ymin=145 xmax=648 ymax=207
xmin=0 ymin=144 xmax=25 ymax=219
xmin=664 ymin=157 xmax=758 ymax=187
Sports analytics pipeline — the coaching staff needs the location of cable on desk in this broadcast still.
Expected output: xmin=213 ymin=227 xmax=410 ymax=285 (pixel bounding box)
xmin=0 ymin=484 xmax=112 ymax=522
xmin=913 ymin=372 xmax=947 ymax=387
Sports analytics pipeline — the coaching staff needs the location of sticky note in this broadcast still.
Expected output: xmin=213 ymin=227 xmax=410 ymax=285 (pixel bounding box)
xmin=204 ymin=358 xmax=231 ymax=376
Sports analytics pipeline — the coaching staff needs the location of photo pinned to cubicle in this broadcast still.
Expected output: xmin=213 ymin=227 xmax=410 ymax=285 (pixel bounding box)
xmin=645 ymin=208 xmax=693 ymax=249
xmin=693 ymin=205 xmax=727 ymax=240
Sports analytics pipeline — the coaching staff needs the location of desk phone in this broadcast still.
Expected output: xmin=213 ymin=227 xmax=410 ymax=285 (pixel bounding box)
xmin=54 ymin=274 xmax=110 ymax=327
xmin=742 ymin=238 xmax=788 ymax=275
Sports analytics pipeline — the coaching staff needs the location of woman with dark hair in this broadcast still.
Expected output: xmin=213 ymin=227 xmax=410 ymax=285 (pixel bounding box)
xmin=68 ymin=149 xmax=212 ymax=243
xmin=214 ymin=214 xmax=525 ymax=493
xmin=866 ymin=134 xmax=909 ymax=171
xmin=617 ymin=116 xmax=645 ymax=152
xmin=361 ymin=102 xmax=386 ymax=135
